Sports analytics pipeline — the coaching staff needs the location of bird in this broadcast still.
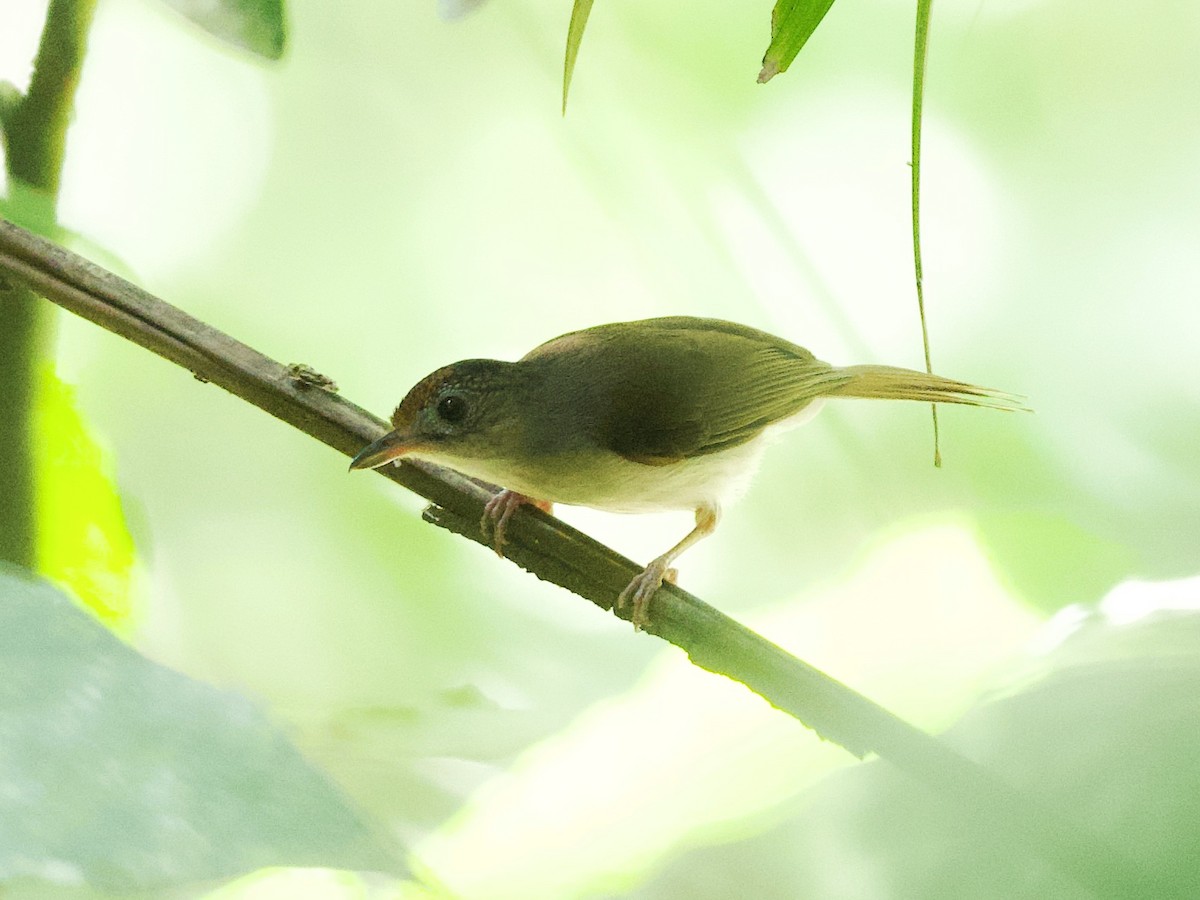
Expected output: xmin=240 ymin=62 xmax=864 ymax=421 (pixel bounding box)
xmin=350 ymin=316 xmax=1026 ymax=628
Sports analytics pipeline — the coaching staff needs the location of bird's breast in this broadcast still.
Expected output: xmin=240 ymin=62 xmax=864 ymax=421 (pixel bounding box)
xmin=436 ymin=437 xmax=768 ymax=513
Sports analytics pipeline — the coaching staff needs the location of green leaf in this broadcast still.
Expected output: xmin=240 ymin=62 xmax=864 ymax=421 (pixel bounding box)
xmin=34 ymin=368 xmax=138 ymax=634
xmin=758 ymin=0 xmax=838 ymax=83
xmin=562 ymin=0 xmax=595 ymax=115
xmin=972 ymin=511 xmax=1137 ymax=613
xmin=0 ymin=568 xmax=403 ymax=893
xmin=156 ymin=0 xmax=287 ymax=60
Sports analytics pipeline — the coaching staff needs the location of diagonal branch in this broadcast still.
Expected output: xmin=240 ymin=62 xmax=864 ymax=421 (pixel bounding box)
xmin=0 ymin=217 xmax=1165 ymax=897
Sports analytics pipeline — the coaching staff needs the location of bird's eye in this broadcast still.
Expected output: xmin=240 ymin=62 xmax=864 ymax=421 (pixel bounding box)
xmin=436 ymin=394 xmax=468 ymax=423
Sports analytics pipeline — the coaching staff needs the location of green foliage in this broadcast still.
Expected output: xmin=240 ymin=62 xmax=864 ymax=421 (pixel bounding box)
xmin=564 ymin=0 xmax=843 ymax=103
xmin=34 ymin=367 xmax=139 ymax=634
xmin=157 ymin=0 xmax=287 ymax=60
xmin=5 ymin=0 xmax=1199 ymax=896
xmin=560 ymin=0 xmax=845 ymax=93
xmin=758 ymin=0 xmax=838 ymax=83
xmin=0 ymin=568 xmax=402 ymax=894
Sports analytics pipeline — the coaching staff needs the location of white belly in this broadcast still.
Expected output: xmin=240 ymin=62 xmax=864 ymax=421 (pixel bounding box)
xmin=417 ymin=434 xmax=764 ymax=514
xmin=536 ymin=437 xmax=767 ymax=513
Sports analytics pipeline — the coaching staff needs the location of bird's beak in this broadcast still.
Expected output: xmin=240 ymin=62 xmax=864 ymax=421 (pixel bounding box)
xmin=349 ymin=430 xmax=419 ymax=471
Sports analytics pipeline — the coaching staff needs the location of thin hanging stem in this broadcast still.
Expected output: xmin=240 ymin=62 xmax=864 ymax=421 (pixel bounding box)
xmin=911 ymin=0 xmax=941 ymax=466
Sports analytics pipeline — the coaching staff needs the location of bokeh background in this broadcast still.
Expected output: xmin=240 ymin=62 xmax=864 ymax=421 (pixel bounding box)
xmin=3 ymin=0 xmax=1199 ymax=896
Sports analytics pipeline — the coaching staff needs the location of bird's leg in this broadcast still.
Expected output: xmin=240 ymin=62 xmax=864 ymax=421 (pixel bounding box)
xmin=481 ymin=490 xmax=553 ymax=555
xmin=618 ymin=503 xmax=719 ymax=630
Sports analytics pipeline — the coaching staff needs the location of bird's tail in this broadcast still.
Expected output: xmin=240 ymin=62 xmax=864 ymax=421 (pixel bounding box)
xmin=826 ymin=365 xmax=1028 ymax=411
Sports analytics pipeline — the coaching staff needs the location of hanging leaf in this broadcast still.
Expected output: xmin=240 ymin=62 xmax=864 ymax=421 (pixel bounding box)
xmin=562 ymin=0 xmax=595 ymax=114
xmin=157 ymin=0 xmax=287 ymax=60
xmin=758 ymin=0 xmax=838 ymax=83
xmin=0 ymin=568 xmax=403 ymax=893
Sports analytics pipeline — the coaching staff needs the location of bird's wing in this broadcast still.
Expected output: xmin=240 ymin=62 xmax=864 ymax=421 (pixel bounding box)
xmin=529 ymin=318 xmax=848 ymax=466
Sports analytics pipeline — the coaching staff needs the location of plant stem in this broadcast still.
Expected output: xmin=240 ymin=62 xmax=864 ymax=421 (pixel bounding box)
xmin=912 ymin=0 xmax=940 ymax=466
xmin=0 ymin=0 xmax=98 ymax=568
xmin=0 ymin=281 xmax=43 ymax=567
xmin=6 ymin=0 xmax=98 ymax=193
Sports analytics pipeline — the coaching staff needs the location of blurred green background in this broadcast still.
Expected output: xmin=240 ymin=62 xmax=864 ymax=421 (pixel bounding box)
xmin=3 ymin=0 xmax=1199 ymax=896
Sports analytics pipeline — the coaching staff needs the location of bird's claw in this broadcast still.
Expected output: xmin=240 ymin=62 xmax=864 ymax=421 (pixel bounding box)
xmin=481 ymin=490 xmax=552 ymax=556
xmin=617 ymin=558 xmax=673 ymax=631
xmin=481 ymin=490 xmax=522 ymax=555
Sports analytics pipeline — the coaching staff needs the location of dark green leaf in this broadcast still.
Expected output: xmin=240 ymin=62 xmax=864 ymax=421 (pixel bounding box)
xmin=758 ymin=0 xmax=837 ymax=83
xmin=157 ymin=0 xmax=287 ymax=60
xmin=0 ymin=567 xmax=402 ymax=893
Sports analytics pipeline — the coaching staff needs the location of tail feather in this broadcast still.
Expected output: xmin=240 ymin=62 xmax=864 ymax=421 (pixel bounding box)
xmin=827 ymin=365 xmax=1028 ymax=411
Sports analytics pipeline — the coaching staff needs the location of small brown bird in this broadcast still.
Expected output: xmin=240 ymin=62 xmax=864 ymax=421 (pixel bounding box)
xmin=351 ymin=317 xmax=1024 ymax=627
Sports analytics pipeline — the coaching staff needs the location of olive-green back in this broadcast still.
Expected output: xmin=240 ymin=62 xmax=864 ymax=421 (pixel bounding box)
xmin=523 ymin=317 xmax=848 ymax=464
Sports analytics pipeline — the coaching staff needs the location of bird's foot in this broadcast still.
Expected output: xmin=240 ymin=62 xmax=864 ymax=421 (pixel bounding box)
xmin=617 ymin=558 xmax=675 ymax=631
xmin=480 ymin=490 xmax=552 ymax=555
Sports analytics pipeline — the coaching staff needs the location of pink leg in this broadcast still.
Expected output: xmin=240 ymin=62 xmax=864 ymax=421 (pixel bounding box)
xmin=481 ymin=490 xmax=552 ymax=555
xmin=618 ymin=504 xmax=718 ymax=630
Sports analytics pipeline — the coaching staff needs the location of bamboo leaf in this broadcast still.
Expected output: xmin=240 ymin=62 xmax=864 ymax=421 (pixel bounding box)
xmin=562 ymin=0 xmax=595 ymax=114
xmin=157 ymin=0 xmax=287 ymax=60
xmin=759 ymin=0 xmax=838 ymax=83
